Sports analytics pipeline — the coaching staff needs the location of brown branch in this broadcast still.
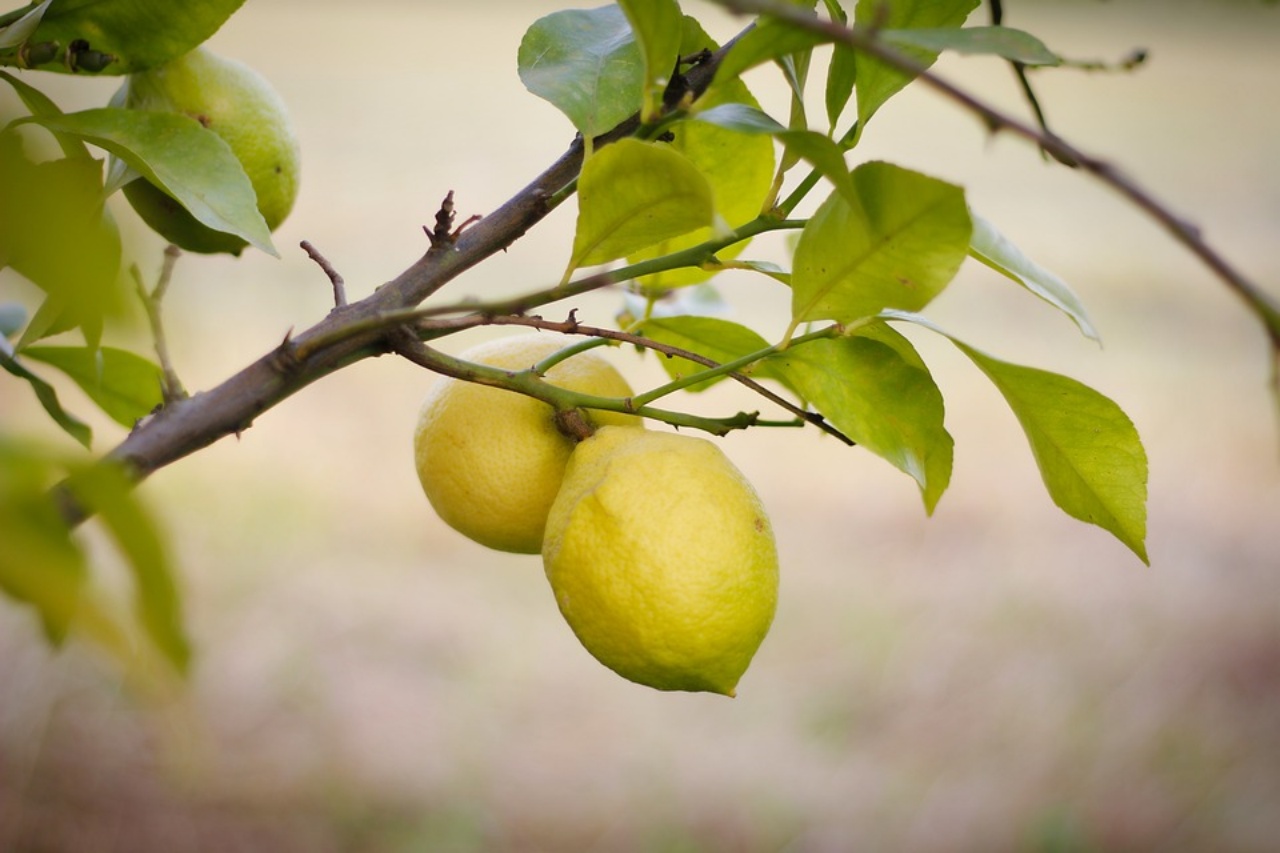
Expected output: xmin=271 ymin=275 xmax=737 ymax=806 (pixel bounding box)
xmin=51 ymin=36 xmax=738 ymax=527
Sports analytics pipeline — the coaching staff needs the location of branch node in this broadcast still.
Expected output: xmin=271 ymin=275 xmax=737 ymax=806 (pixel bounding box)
xmin=554 ymin=407 xmax=596 ymax=443
xmin=425 ymin=190 xmax=457 ymax=250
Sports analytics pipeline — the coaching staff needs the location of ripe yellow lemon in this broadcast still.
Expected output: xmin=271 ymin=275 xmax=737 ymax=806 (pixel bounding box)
xmin=542 ymin=426 xmax=778 ymax=696
xmin=413 ymin=334 xmax=640 ymax=554
xmin=122 ymin=47 xmax=300 ymax=255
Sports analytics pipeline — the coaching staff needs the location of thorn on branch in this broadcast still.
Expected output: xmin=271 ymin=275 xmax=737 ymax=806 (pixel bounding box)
xmin=301 ymin=240 xmax=347 ymax=307
xmin=270 ymin=328 xmax=303 ymax=376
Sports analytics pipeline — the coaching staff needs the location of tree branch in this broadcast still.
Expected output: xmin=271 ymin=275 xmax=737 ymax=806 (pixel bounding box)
xmin=713 ymin=0 xmax=1280 ymax=352
xmin=54 ymin=36 xmax=738 ymax=526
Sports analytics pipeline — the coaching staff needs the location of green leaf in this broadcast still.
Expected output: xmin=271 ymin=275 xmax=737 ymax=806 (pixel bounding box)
xmin=767 ymin=330 xmax=954 ymax=512
xmin=714 ymin=16 xmax=827 ymax=89
xmin=627 ymin=23 xmax=776 ymax=289
xmin=22 ymin=107 xmax=275 ymax=255
xmin=960 ymin=344 xmax=1148 ymax=562
xmin=637 ymin=315 xmax=791 ymax=393
xmin=825 ymin=41 xmax=858 ymax=135
xmin=0 ymin=343 xmax=93 ymax=447
xmin=791 ymin=161 xmax=971 ymax=325
xmin=883 ymin=26 xmax=1061 ymax=66
xmin=568 ymin=137 xmax=713 ymax=274
xmin=23 ymin=345 xmax=163 ymax=427
xmin=18 ymin=0 xmax=247 ymax=74
xmin=517 ymin=5 xmax=644 ymax=141
xmin=0 ymin=131 xmax=124 ymax=333
xmin=0 ymin=69 xmax=92 ymax=160
xmin=618 ymin=0 xmax=684 ymax=122
xmin=0 ymin=438 xmax=88 ymax=644
xmin=969 ymin=212 xmax=1098 ymax=341
xmin=855 ymin=0 xmax=979 ymax=131
xmin=690 ymin=103 xmax=854 ymax=202
xmin=819 ymin=0 xmax=855 ymax=133
xmin=64 ymin=461 xmax=191 ymax=672
xmin=884 ymin=310 xmax=1148 ymax=562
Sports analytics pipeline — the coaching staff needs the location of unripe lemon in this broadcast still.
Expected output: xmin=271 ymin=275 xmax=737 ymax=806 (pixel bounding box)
xmin=122 ymin=47 xmax=300 ymax=255
xmin=542 ymin=426 xmax=778 ymax=696
xmin=413 ymin=334 xmax=640 ymax=554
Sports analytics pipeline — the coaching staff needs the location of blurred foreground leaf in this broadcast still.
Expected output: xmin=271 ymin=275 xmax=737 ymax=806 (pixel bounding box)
xmin=65 ymin=462 xmax=191 ymax=672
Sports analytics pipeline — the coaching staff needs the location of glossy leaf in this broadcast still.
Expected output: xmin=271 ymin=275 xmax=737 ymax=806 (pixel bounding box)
xmin=638 ymin=315 xmax=791 ymax=393
xmin=855 ymin=0 xmax=979 ymax=131
xmin=569 ymin=138 xmax=713 ymax=274
xmin=65 ymin=461 xmax=191 ymax=671
xmin=618 ymin=0 xmax=684 ymax=122
xmin=18 ymin=0 xmax=246 ymax=74
xmin=767 ymin=330 xmax=953 ymax=513
xmin=23 ymin=108 xmax=276 ymax=255
xmin=518 ymin=5 xmax=644 ymax=141
xmin=23 ymin=345 xmax=163 ymax=427
xmin=969 ymin=212 xmax=1098 ymax=340
xmin=883 ymin=26 xmax=1060 ymax=66
xmin=792 ymin=161 xmax=970 ymax=325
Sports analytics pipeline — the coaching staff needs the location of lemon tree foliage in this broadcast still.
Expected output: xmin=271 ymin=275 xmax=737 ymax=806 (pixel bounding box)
xmin=15 ymin=0 xmax=1274 ymax=691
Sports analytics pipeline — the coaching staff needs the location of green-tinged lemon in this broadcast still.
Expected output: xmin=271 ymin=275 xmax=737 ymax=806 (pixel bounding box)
xmin=122 ymin=46 xmax=300 ymax=255
xmin=413 ymin=334 xmax=641 ymax=554
xmin=542 ymin=426 xmax=778 ymax=696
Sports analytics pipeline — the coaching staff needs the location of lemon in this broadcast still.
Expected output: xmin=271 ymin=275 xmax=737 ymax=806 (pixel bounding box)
xmin=542 ymin=426 xmax=778 ymax=696
xmin=121 ymin=47 xmax=300 ymax=255
xmin=413 ymin=334 xmax=640 ymax=554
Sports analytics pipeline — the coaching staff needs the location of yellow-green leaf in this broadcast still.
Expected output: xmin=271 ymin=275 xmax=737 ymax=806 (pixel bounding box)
xmin=568 ymin=138 xmax=713 ymax=275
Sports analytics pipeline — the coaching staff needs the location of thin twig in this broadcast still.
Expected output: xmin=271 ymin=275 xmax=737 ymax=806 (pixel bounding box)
xmin=130 ymin=244 xmax=186 ymax=404
xmin=300 ymin=240 xmax=346 ymax=307
xmin=451 ymin=313 xmax=853 ymax=445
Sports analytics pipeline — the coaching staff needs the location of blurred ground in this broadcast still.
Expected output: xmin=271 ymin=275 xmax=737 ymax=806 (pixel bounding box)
xmin=2 ymin=1 xmax=1278 ymax=850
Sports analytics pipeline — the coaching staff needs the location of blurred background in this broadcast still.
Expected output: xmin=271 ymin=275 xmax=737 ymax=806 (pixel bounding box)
xmin=1 ymin=1 xmax=1278 ymax=850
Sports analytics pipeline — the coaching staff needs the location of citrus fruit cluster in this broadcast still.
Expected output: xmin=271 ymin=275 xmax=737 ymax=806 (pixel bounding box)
xmin=413 ymin=333 xmax=778 ymax=696
xmin=121 ymin=47 xmax=300 ymax=255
